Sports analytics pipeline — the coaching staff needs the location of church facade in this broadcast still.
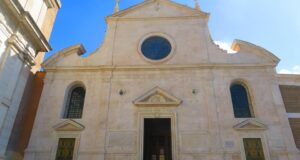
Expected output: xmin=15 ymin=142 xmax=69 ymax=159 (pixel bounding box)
xmin=24 ymin=0 xmax=300 ymax=160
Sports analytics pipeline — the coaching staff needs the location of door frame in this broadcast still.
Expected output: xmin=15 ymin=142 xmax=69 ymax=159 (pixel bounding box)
xmin=138 ymin=111 xmax=178 ymax=160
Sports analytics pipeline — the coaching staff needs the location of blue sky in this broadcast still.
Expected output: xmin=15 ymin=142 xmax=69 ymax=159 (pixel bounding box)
xmin=47 ymin=0 xmax=300 ymax=74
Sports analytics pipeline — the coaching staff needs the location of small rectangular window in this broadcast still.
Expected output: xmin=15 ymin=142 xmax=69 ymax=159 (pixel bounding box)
xmin=55 ymin=138 xmax=75 ymax=160
xmin=243 ymin=138 xmax=265 ymax=160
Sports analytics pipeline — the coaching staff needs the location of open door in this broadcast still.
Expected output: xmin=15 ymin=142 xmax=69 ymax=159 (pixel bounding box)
xmin=144 ymin=118 xmax=172 ymax=160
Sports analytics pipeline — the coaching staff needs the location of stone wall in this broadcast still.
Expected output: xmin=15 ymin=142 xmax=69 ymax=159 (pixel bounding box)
xmin=0 ymin=0 xmax=60 ymax=159
xmin=23 ymin=1 xmax=300 ymax=160
xmin=24 ymin=68 xmax=300 ymax=160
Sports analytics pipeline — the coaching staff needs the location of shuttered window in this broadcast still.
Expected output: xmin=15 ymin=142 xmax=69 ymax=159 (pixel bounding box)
xmin=55 ymin=138 xmax=75 ymax=160
xmin=243 ymin=138 xmax=265 ymax=160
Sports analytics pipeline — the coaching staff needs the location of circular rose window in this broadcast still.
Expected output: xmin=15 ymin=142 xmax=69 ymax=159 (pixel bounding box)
xmin=141 ymin=36 xmax=172 ymax=61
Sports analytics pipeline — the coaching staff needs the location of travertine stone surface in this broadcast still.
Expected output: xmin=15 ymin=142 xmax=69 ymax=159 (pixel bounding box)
xmin=0 ymin=0 xmax=60 ymax=159
xmin=25 ymin=0 xmax=300 ymax=160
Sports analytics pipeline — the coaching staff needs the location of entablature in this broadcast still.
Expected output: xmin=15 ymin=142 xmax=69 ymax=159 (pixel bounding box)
xmin=3 ymin=0 xmax=52 ymax=52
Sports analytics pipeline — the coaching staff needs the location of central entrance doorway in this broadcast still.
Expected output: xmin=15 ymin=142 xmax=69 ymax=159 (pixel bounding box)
xmin=143 ymin=118 xmax=172 ymax=160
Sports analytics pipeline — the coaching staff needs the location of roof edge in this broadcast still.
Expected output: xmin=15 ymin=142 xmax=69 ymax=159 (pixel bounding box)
xmin=107 ymin=0 xmax=209 ymax=19
xmin=232 ymin=39 xmax=280 ymax=64
xmin=42 ymin=44 xmax=86 ymax=67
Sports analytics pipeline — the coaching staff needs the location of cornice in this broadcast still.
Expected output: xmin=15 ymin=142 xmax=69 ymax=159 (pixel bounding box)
xmin=107 ymin=0 xmax=209 ymax=23
xmin=44 ymin=0 xmax=62 ymax=9
xmin=106 ymin=15 xmax=208 ymax=23
xmin=232 ymin=39 xmax=280 ymax=64
xmin=3 ymin=0 xmax=52 ymax=52
xmin=7 ymin=34 xmax=36 ymax=66
xmin=44 ymin=63 xmax=276 ymax=72
xmin=277 ymin=74 xmax=300 ymax=86
xmin=42 ymin=44 xmax=86 ymax=67
xmin=277 ymin=74 xmax=300 ymax=79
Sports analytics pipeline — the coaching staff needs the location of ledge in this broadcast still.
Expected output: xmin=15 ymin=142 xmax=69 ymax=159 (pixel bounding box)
xmin=0 ymin=96 xmax=11 ymax=108
xmin=43 ymin=63 xmax=277 ymax=72
xmin=44 ymin=0 xmax=62 ymax=9
xmin=277 ymin=74 xmax=300 ymax=86
xmin=42 ymin=44 xmax=86 ymax=67
xmin=232 ymin=39 xmax=280 ymax=64
xmin=277 ymin=74 xmax=300 ymax=79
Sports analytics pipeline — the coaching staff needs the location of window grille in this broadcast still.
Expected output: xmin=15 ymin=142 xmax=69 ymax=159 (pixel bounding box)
xmin=65 ymin=87 xmax=85 ymax=119
xmin=141 ymin=36 xmax=172 ymax=60
xmin=243 ymin=138 xmax=265 ymax=160
xmin=55 ymin=138 xmax=75 ymax=160
xmin=230 ymin=84 xmax=253 ymax=118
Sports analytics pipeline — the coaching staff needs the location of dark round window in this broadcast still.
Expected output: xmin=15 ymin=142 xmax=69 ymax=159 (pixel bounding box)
xmin=141 ymin=36 xmax=172 ymax=61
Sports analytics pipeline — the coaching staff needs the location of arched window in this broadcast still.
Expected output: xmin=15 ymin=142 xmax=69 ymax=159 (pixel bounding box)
xmin=230 ymin=83 xmax=253 ymax=118
xmin=64 ymin=86 xmax=86 ymax=119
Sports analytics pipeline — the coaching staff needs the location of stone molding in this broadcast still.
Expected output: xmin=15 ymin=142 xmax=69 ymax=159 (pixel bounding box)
xmin=233 ymin=119 xmax=267 ymax=130
xmin=3 ymin=0 xmax=51 ymax=52
xmin=0 ymin=22 xmax=12 ymax=38
xmin=133 ymin=86 xmax=182 ymax=107
xmin=109 ymin=0 xmax=209 ymax=19
xmin=44 ymin=0 xmax=62 ymax=9
xmin=277 ymin=74 xmax=300 ymax=86
xmin=0 ymin=96 xmax=11 ymax=108
xmin=138 ymin=32 xmax=176 ymax=64
xmin=137 ymin=111 xmax=178 ymax=160
xmin=7 ymin=34 xmax=36 ymax=66
xmin=53 ymin=119 xmax=85 ymax=132
xmin=42 ymin=44 xmax=86 ymax=67
xmin=232 ymin=40 xmax=280 ymax=64
xmin=238 ymin=133 xmax=271 ymax=160
xmin=44 ymin=63 xmax=277 ymax=72
xmin=106 ymin=16 xmax=208 ymax=23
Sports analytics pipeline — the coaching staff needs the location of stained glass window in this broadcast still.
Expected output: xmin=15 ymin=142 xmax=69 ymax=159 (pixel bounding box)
xmin=65 ymin=87 xmax=85 ymax=119
xmin=141 ymin=36 xmax=172 ymax=60
xmin=243 ymin=138 xmax=265 ymax=160
xmin=230 ymin=84 xmax=253 ymax=118
xmin=55 ymin=138 xmax=75 ymax=160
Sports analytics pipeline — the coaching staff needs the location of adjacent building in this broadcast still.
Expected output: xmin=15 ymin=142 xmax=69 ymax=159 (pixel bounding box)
xmin=0 ymin=0 xmax=61 ymax=159
xmin=24 ymin=0 xmax=300 ymax=160
xmin=279 ymin=75 xmax=300 ymax=150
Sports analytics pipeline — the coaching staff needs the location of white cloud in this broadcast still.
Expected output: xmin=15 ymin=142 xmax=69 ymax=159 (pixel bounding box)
xmin=278 ymin=65 xmax=300 ymax=74
xmin=214 ymin=41 xmax=237 ymax=54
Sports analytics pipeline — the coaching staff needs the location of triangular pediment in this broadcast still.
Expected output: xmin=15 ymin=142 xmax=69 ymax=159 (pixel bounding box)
xmin=53 ymin=120 xmax=85 ymax=131
xmin=109 ymin=0 xmax=209 ymax=19
xmin=133 ymin=87 xmax=182 ymax=106
xmin=233 ymin=119 xmax=267 ymax=131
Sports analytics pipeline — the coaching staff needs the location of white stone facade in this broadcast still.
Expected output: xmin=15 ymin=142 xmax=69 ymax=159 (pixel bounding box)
xmin=0 ymin=0 xmax=61 ymax=159
xmin=25 ymin=0 xmax=300 ymax=160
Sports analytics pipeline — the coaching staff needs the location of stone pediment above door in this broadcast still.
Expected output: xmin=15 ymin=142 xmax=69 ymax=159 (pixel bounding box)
xmin=233 ymin=119 xmax=267 ymax=131
xmin=133 ymin=87 xmax=182 ymax=107
xmin=53 ymin=120 xmax=85 ymax=131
